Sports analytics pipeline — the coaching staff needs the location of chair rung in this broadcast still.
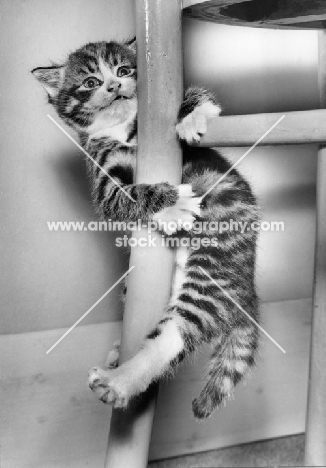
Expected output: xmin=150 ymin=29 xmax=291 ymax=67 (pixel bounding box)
xmin=194 ymin=109 xmax=326 ymax=147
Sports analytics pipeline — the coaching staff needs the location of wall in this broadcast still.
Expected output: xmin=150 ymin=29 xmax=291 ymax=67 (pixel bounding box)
xmin=0 ymin=0 xmax=135 ymax=334
xmin=1 ymin=299 xmax=312 ymax=467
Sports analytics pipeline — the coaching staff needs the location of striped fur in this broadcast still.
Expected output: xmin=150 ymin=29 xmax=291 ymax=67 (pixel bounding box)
xmin=33 ymin=40 xmax=260 ymax=419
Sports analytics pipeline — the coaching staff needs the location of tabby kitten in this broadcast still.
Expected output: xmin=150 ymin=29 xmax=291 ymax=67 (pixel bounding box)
xmin=32 ymin=39 xmax=260 ymax=419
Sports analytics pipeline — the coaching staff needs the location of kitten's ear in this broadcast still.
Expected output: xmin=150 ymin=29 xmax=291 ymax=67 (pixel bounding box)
xmin=31 ymin=66 xmax=64 ymax=98
xmin=125 ymin=37 xmax=136 ymax=53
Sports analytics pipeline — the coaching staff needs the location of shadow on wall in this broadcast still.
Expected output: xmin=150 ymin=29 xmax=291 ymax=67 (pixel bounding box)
xmin=183 ymin=18 xmax=319 ymax=114
xmin=50 ymin=149 xmax=93 ymax=213
xmin=205 ymin=69 xmax=318 ymax=115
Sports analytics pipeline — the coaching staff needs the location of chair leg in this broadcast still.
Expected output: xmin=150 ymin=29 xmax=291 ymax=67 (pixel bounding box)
xmin=304 ymin=29 xmax=326 ymax=466
xmin=104 ymin=1 xmax=183 ymax=467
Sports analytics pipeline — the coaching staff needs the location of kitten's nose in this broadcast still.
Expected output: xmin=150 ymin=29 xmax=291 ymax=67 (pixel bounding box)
xmin=107 ymin=81 xmax=121 ymax=92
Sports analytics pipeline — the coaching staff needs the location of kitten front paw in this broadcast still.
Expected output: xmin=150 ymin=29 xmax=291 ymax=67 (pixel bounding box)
xmin=88 ymin=366 xmax=129 ymax=408
xmin=177 ymin=184 xmax=201 ymax=216
xmin=176 ymin=101 xmax=221 ymax=144
xmin=153 ymin=184 xmax=201 ymax=235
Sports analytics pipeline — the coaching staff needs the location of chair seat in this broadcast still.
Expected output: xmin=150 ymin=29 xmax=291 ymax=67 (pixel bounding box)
xmin=183 ymin=0 xmax=326 ymax=30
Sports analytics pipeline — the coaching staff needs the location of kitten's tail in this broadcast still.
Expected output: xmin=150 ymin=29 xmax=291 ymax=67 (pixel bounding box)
xmin=192 ymin=325 xmax=258 ymax=419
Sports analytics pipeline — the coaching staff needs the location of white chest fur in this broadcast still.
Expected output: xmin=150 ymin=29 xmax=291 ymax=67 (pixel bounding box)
xmin=88 ymin=110 xmax=137 ymax=146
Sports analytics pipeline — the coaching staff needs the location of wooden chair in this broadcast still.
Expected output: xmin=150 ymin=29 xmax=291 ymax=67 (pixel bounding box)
xmin=105 ymin=1 xmax=326 ymax=466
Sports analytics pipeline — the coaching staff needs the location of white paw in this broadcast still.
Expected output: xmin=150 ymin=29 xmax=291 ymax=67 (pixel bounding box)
xmin=176 ymin=184 xmax=201 ymax=216
xmin=153 ymin=184 xmax=201 ymax=235
xmin=88 ymin=366 xmax=128 ymax=408
xmin=176 ymin=101 xmax=221 ymax=144
xmin=105 ymin=340 xmax=121 ymax=369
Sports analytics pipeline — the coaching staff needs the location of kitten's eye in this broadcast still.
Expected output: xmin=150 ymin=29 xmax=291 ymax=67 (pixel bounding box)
xmin=83 ymin=77 xmax=101 ymax=89
xmin=117 ymin=67 xmax=132 ymax=78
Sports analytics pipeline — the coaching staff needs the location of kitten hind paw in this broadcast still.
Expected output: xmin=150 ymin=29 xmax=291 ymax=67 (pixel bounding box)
xmin=88 ymin=366 xmax=129 ymax=408
xmin=176 ymin=101 xmax=221 ymax=145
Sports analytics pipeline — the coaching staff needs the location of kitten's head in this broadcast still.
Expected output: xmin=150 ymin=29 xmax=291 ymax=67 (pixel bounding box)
xmin=32 ymin=39 xmax=137 ymax=134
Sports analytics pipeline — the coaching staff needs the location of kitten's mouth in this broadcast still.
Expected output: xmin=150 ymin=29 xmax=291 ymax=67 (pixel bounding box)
xmin=98 ymin=95 xmax=130 ymax=111
xmin=114 ymin=94 xmax=130 ymax=102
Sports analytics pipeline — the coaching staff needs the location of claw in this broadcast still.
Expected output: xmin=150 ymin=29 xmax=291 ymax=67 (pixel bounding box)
xmin=88 ymin=365 xmax=130 ymax=409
